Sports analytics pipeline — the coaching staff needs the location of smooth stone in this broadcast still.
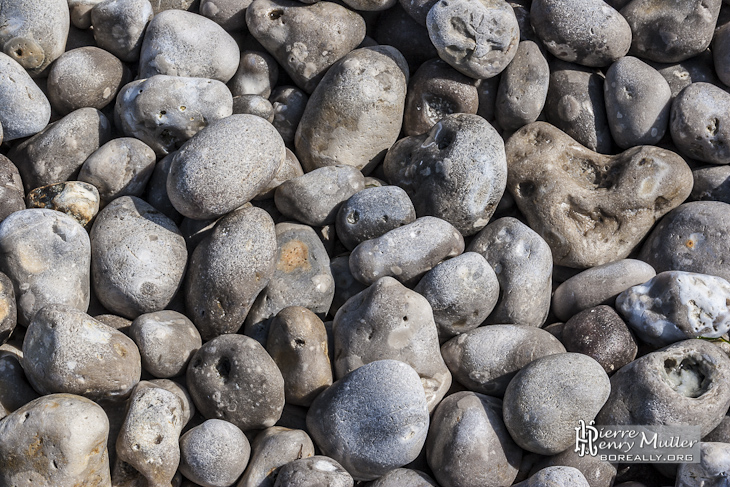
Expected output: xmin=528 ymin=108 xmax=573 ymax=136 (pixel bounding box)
xmin=427 ymin=391 xmax=521 ymax=487
xmin=329 ymin=255 xmax=368 ymax=316
xmin=200 ymin=0 xmax=251 ymax=30
xmin=68 ymin=0 xmax=104 ymax=29
xmin=562 ymin=305 xmax=638 ymax=375
xmin=274 ymin=166 xmax=365 ymax=227
xmin=270 ymin=86 xmax=308 ymax=145
xmin=116 ymin=75 xmax=233 ymax=157
xmin=237 ymin=427 xmax=315 ymax=487
xmin=9 ymin=107 xmax=112 ymax=192
xmin=596 ymin=339 xmax=730 ymax=437
xmin=0 ymin=272 xmax=17 ymax=345
xmin=650 ymin=51 xmax=719 ymax=100
xmin=22 ymin=304 xmax=141 ymax=401
xmin=366 ymin=468 xmax=438 ymax=487
xmin=139 ymin=9 xmax=240 ymax=82
xmin=79 ymin=138 xmax=156 ymax=204
xmin=335 ymin=185 xmax=416 ymax=251
xmin=273 ymin=456 xmax=354 ymax=487
xmin=26 ymin=181 xmax=100 ymax=228
xmin=604 ymin=56 xmax=671 ymax=149
xmin=334 ymin=276 xmax=452 ymax=411
xmin=638 ymin=201 xmax=730 ymax=282
xmin=232 ymin=94 xmax=275 ymax=122
xmin=529 ymin=447 xmax=617 ymax=487
xmin=265 ymin=307 xmax=332 ymax=407
xmin=91 ymin=0 xmax=154 ymax=62
xmin=0 ymin=0 xmax=69 ymax=76
xmin=621 ymin=0 xmax=721 ymax=63
xmin=306 ymin=360 xmax=430 ymax=481
xmin=670 ymin=82 xmax=730 ymax=164
xmin=544 ymin=59 xmax=612 ymax=153
xmin=384 ymin=113 xmax=507 ymax=236
xmin=130 ymin=310 xmax=202 ymax=378
xmin=441 ymin=324 xmax=566 ymax=397
xmin=179 ymin=419 xmax=250 ymax=487
xmin=496 ymin=40 xmax=550 ymax=132
xmin=403 ymin=59 xmax=479 ymax=136
xmin=0 ymin=53 xmax=51 ymax=142
xmin=468 ymin=217 xmax=553 ymax=327
xmin=349 ymin=216 xmax=465 ymax=286
xmin=616 ymin=271 xmax=730 ymax=346
xmin=372 ymin=4 xmax=439 ymax=73
xmin=256 ymin=148 xmax=305 ymax=200
xmin=90 ymin=196 xmax=187 ymax=319
xmin=413 ymin=252 xmax=498 ymax=340
xmin=0 ymin=394 xmax=111 ymax=486
xmin=294 ymin=46 xmax=408 ymax=174
xmin=0 ymin=352 xmax=39 ymax=419
xmin=691 ymin=164 xmax=730 ymax=204
xmin=0 ymin=155 xmax=25 ymax=223
xmin=506 ymin=122 xmax=693 ymax=268
xmin=187 ymin=334 xmax=285 ymax=431
xmin=149 ymin=0 xmax=199 ymax=13
xmin=168 ymin=114 xmax=284 ymax=220
xmin=514 ymin=467 xmax=590 ymax=487
xmin=426 ymin=0 xmax=519 ymax=79
xmin=530 ymin=0 xmax=630 ymax=67
xmin=228 ymin=50 xmax=278 ymax=98
xmin=503 ymin=353 xmax=610 ymax=455
xmin=716 ymin=20 xmax=730 ymax=87
xmin=676 ymin=442 xmax=730 ymax=487
xmin=246 ymin=0 xmax=366 ymax=93
xmin=0 ymin=209 xmax=91 ymax=325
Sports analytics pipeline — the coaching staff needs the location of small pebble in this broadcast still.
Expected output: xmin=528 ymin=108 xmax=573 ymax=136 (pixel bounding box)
xmin=675 ymin=442 xmax=730 ymax=487
xmin=233 ymin=94 xmax=276 ymax=122
xmin=238 ymin=426 xmax=315 ymax=487
xmin=26 ymin=181 xmax=100 ymax=228
xmin=130 ymin=310 xmax=202 ymax=378
xmin=179 ymin=419 xmax=250 ymax=487
xmin=0 ymin=155 xmax=26 ymax=223
xmin=366 ymin=468 xmax=438 ymax=487
xmin=273 ymin=456 xmax=354 ymax=487
xmin=91 ymin=0 xmax=153 ymax=62
xmin=199 ymin=0 xmax=251 ymax=30
xmin=514 ymin=466 xmax=590 ymax=487
xmin=229 ymin=50 xmax=279 ymax=98
xmin=270 ymin=86 xmax=309 ymax=145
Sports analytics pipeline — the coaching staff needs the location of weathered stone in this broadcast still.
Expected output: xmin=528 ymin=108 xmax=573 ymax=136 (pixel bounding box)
xmin=237 ymin=427 xmax=315 ymax=487
xmin=130 ymin=310 xmax=202 ymax=378
xmin=366 ymin=468 xmax=438 ymax=487
xmin=228 ymin=50 xmax=278 ymax=98
xmin=691 ymin=164 xmax=730 ymax=205
xmin=529 ymin=446 xmax=617 ymax=487
xmin=0 ymin=272 xmax=17 ymax=345
xmin=0 ymin=53 xmax=51 ymax=142
xmin=0 ymin=155 xmax=25 ymax=224
xmin=26 ymin=181 xmax=100 ymax=228
xmin=0 ymin=352 xmax=39 ymax=419
xmin=273 ymin=456 xmax=354 ymax=487
xmin=270 ymin=86 xmax=308 ymax=145
xmin=91 ymin=0 xmax=154 ymax=62
xmin=179 ymin=419 xmax=250 ymax=487
xmin=514 ymin=467 xmax=590 ymax=487
xmin=233 ymin=94 xmax=275 ymax=122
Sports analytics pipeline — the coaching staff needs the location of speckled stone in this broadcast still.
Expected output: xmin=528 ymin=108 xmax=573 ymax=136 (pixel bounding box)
xmin=703 ymin=416 xmax=730 ymax=443
xmin=238 ymin=427 xmax=315 ymax=487
xmin=514 ymin=467 xmax=590 ymax=487
xmin=0 ymin=54 xmax=50 ymax=142
xmin=26 ymin=181 xmax=100 ymax=228
xmin=68 ymin=0 xmax=104 ymax=29
xmin=149 ymin=0 xmax=198 ymax=13
xmin=91 ymin=0 xmax=153 ymax=62
xmin=22 ymin=304 xmax=141 ymax=401
xmin=0 ymin=352 xmax=39 ymax=419
xmin=256 ymin=148 xmax=305 ymax=200
xmin=179 ymin=419 xmax=250 ymax=487
xmin=366 ymin=468 xmax=437 ymax=487
xmin=676 ymin=442 xmax=730 ymax=487
xmin=691 ymin=164 xmax=730 ymax=205
xmin=130 ymin=310 xmax=202 ymax=378
xmin=233 ymin=94 xmax=275 ymax=122
xmin=0 ymin=273 xmax=17 ymax=345
xmin=273 ymin=456 xmax=354 ymax=487
xmin=0 ymin=155 xmax=25 ymax=224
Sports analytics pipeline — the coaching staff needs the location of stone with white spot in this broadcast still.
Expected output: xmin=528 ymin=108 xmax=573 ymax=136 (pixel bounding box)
xmin=26 ymin=181 xmax=100 ymax=228
xmin=270 ymin=86 xmax=309 ymax=145
xmin=0 ymin=272 xmax=17 ymax=346
xmin=238 ymin=427 xmax=315 ymax=487
xmin=130 ymin=310 xmax=202 ymax=378
xmin=179 ymin=419 xmax=250 ymax=487
xmin=273 ymin=456 xmax=354 ymax=487
xmin=228 ymin=50 xmax=278 ymax=99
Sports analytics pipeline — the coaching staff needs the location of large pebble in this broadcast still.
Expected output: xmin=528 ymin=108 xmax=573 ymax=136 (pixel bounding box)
xmin=0 ymin=209 xmax=91 ymax=325
xmin=0 ymin=273 xmax=17 ymax=345
xmin=179 ymin=419 xmax=250 ymax=487
xmin=273 ymin=456 xmax=354 ymax=487
xmin=187 ymin=334 xmax=285 ymax=431
xmin=334 ymin=277 xmax=451 ymax=411
xmin=139 ymin=9 xmax=240 ymax=82
xmin=506 ymin=122 xmax=693 ymax=268
xmin=0 ymin=155 xmax=25 ymax=224
xmin=91 ymin=196 xmax=187 ymax=319
xmin=306 ymin=360 xmax=430 ymax=481
xmin=22 ymin=304 xmax=141 ymax=401
xmin=384 ymin=113 xmax=507 ymax=235
xmin=295 ymin=46 xmax=408 ymax=174
xmin=503 ymin=353 xmax=610 ymax=455
xmin=130 ymin=310 xmax=202 ymax=378
xmin=427 ymin=391 xmax=521 ymax=487
xmin=676 ymin=442 xmax=730 ymax=487
xmin=246 ymin=0 xmax=366 ymax=93
xmin=596 ymin=339 xmax=730 ymax=437
xmin=238 ymin=427 xmax=315 ymax=487
xmin=349 ymin=216 xmax=464 ymax=286
xmin=0 ymin=394 xmax=111 ymax=486
xmin=441 ymin=324 xmax=566 ymax=397
xmin=0 ymin=53 xmax=51 ymax=142
xmin=168 ymin=114 xmax=284 ymax=220
xmin=26 ymin=181 xmax=100 ymax=228
xmin=91 ymin=0 xmax=154 ymax=62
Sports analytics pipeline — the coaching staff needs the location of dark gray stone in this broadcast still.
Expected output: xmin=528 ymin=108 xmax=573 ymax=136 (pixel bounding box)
xmin=144 ymin=153 xmax=183 ymax=224
xmin=200 ymin=0 xmax=251 ymax=30
xmin=676 ymin=442 xmax=730 ymax=487
xmin=649 ymin=50 xmax=719 ymax=100
xmin=373 ymin=4 xmax=438 ymax=73
xmin=691 ymin=164 xmax=730 ymax=204
xmin=91 ymin=0 xmax=154 ymax=62
xmin=329 ymin=255 xmax=368 ymax=316
xmin=270 ymin=86 xmax=308 ymax=145
xmin=0 ymin=273 xmax=16 ymax=346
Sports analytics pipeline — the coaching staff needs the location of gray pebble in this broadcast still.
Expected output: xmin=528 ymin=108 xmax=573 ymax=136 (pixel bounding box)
xmin=366 ymin=468 xmax=437 ymax=487
xmin=139 ymin=9 xmax=240 ymax=82
xmin=116 ymin=75 xmax=233 ymax=157
xmin=179 ymin=419 xmax=250 ymax=487
xmin=149 ymin=0 xmax=199 ymax=14
xmin=703 ymin=416 xmax=730 ymax=442
xmin=130 ymin=310 xmax=202 ymax=378
xmin=384 ymin=113 xmax=507 ymax=235
xmin=229 ymin=50 xmax=278 ymax=98
xmin=9 ymin=107 xmax=112 ymax=192
xmin=22 ymin=304 xmax=142 ymax=401
xmin=233 ymin=94 xmax=275 ymax=122
xmin=441 ymin=324 xmax=566 ymax=397
xmin=691 ymin=164 xmax=730 ymax=204
xmin=596 ymin=339 xmax=730 ymax=437
xmin=0 ymin=155 xmax=25 ymax=224
xmin=427 ymin=391 xmax=521 ymax=487
xmin=256 ymin=148 xmax=305 ymax=200
xmin=514 ymin=466 xmax=590 ymax=487
xmin=468 ymin=217 xmax=553 ymax=327
xmin=270 ymin=86 xmax=308 ymax=145
xmin=0 ymin=209 xmax=91 ymax=325
xmin=426 ymin=0 xmax=519 ymax=79
xmin=334 ymin=276 xmax=451 ymax=411
xmin=650 ymin=50 xmax=719 ymax=100
xmin=168 ymin=114 xmax=284 ymax=219
xmin=187 ymin=334 xmax=285 ymax=431
xmin=68 ymin=0 xmax=104 ymax=29
xmin=715 ymin=20 xmax=730 ymax=87
xmin=676 ymin=442 xmax=730 ymax=487
xmin=146 ymin=378 xmax=196 ymax=425
xmin=476 ymin=74 xmax=500 ymax=124
xmin=0 ymin=352 xmax=39 ymax=419
xmin=503 ymin=353 xmax=610 ymax=455
xmin=91 ymin=196 xmax=187 ymax=319
xmin=373 ymin=4 xmax=439 ymax=73
xmin=273 ymin=456 xmax=354 ymax=487
xmin=26 ymin=181 xmax=100 ymax=228
xmin=306 ymin=360 xmax=430 ymax=481
xmin=91 ymin=0 xmax=154 ymax=62
xmin=238 ymin=427 xmax=315 ymax=487
xmin=529 ymin=446 xmax=617 ymax=487
xmin=0 ymin=273 xmax=16 ymax=345
xmin=200 ymin=0 xmax=251 ymax=30
xmin=0 ymin=53 xmax=51 ymax=142
xmin=143 ymin=153 xmax=183 ymax=224
xmin=349 ymin=216 xmax=465 ymax=286
xmin=275 ymin=166 xmax=365 ymax=227
xmin=335 ymin=185 xmax=416 ymax=251
xmin=329 ymin=255 xmax=368 ymax=316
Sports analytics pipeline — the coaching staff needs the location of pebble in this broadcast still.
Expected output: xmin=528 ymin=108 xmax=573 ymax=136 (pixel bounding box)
xmin=25 ymin=181 xmax=100 ymax=228
xmin=529 ymin=448 xmax=617 ymax=487
xmin=179 ymin=419 xmax=250 ymax=487
xmin=130 ymin=310 xmax=202 ymax=378
xmin=349 ymin=216 xmax=464 ymax=286
xmin=273 ymin=456 xmax=354 ymax=487
xmin=441 ymin=324 xmax=566 ymax=397
xmin=270 ymin=86 xmax=309 ymax=144
xmin=675 ymin=442 xmax=730 ymax=487
xmin=650 ymin=50 xmax=719 ymax=99
xmin=468 ymin=217 xmax=553 ymax=327
xmin=186 ymin=333 xmax=285 ymax=431
xmin=233 ymin=94 xmax=276 ymax=122
xmin=68 ymin=0 xmax=103 ymax=29
xmin=255 ymin=149 xmax=304 ymax=201
xmin=238 ymin=426 xmax=315 ymax=487
xmin=22 ymin=304 xmax=141 ymax=401
xmin=0 ymin=209 xmax=91 ymax=325
xmin=514 ymin=466 xmax=590 ymax=487
xmin=0 ymin=53 xmax=51 ymax=142
xmin=200 ymin=0 xmax=250 ymax=30
xmin=384 ymin=113 xmax=507 ymax=235
xmin=333 ymin=276 xmax=451 ymax=411
xmin=91 ymin=0 xmax=154 ymax=62
xmin=306 ymin=360 xmax=430 ymax=481
xmin=0 ymin=155 xmax=25 ymax=223
xmin=691 ymin=164 xmax=730 ymax=204
xmin=366 ymin=468 xmax=438 ymax=487
xmin=427 ymin=391 xmax=521 ymax=487
xmin=373 ymin=4 xmax=438 ymax=73
xmin=0 ymin=273 xmax=17 ymax=345
xmin=426 ymin=0 xmax=519 ymax=79
xmin=229 ymin=50 xmax=278 ymax=99
xmin=506 ymin=122 xmax=693 ymax=268
xmin=715 ymin=20 xmax=730 ymax=87
xmin=0 ymin=351 xmax=39 ymax=420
